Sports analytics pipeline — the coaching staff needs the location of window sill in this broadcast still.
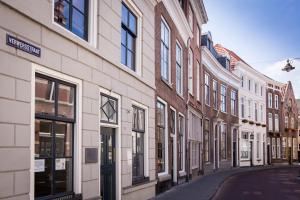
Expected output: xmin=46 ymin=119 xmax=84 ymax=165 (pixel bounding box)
xmin=161 ymin=78 xmax=173 ymax=89
xmin=158 ymin=173 xmax=172 ymax=182
xmin=177 ymin=93 xmax=184 ymax=100
xmin=132 ymin=177 xmax=150 ymax=186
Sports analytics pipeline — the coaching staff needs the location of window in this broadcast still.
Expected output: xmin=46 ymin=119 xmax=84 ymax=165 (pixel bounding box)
xmin=160 ymin=19 xmax=170 ymax=82
xmin=178 ymin=115 xmax=184 ymax=171
xmin=189 ymin=112 xmax=201 ymax=168
xmin=248 ymin=100 xmax=251 ymax=118
xmin=188 ymin=5 xmax=193 ymax=30
xmin=213 ymin=80 xmax=218 ymax=109
xmin=291 ymin=117 xmax=295 ymax=129
xmin=248 ymin=79 xmax=251 ymax=91
xmin=220 ymin=85 xmax=226 ymax=112
xmin=261 ymin=86 xmax=263 ymax=96
xmin=205 ymin=73 xmax=210 ymax=105
xmin=274 ymin=95 xmax=279 ymax=109
xmin=170 ymin=109 xmax=176 ymax=135
xmin=260 ymin=105 xmax=263 ymax=123
xmin=157 ymin=101 xmax=166 ymax=173
xmin=277 ymin=138 xmax=281 ymax=159
xmin=176 ymin=43 xmax=183 ymax=95
xmin=271 ymin=138 xmax=276 ymax=159
xmin=282 ymin=137 xmax=286 ymax=159
xmin=132 ymin=106 xmax=146 ymax=183
xmin=100 ymin=94 xmax=118 ymax=124
xmin=121 ymin=3 xmax=137 ymax=70
xmin=241 ymin=97 xmax=245 ymax=118
xmin=285 ymin=116 xmax=288 ymax=128
xmin=268 ymin=113 xmax=273 ymax=131
xmin=196 ymin=61 xmax=200 ymax=101
xmin=231 ymin=90 xmax=237 ymax=115
xmin=241 ymin=132 xmax=249 ymax=159
xmin=275 ymin=114 xmax=279 ymax=132
xmin=256 ymin=134 xmax=260 ymax=159
xmin=268 ymin=93 xmax=273 ymax=108
xmin=220 ymin=124 xmax=227 ymax=160
xmin=255 ymin=83 xmax=258 ymax=94
xmin=254 ymin=102 xmax=258 ymax=121
xmin=204 ymin=119 xmax=210 ymax=162
xmin=191 ymin=141 xmax=198 ymax=168
xmin=241 ymin=75 xmax=244 ymax=87
xmin=54 ymin=0 xmax=89 ymax=40
xmin=35 ymin=73 xmax=76 ymax=199
xmin=188 ymin=49 xmax=193 ymax=94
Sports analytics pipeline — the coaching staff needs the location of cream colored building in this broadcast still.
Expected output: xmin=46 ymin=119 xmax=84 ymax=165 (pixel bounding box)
xmin=0 ymin=0 xmax=156 ymax=199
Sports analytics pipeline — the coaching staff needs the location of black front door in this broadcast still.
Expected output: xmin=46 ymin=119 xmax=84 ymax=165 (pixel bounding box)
xmin=233 ymin=142 xmax=237 ymax=167
xmin=101 ymin=127 xmax=116 ymax=200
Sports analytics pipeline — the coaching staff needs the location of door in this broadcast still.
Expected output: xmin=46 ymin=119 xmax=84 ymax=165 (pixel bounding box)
xmin=101 ymin=127 xmax=116 ymax=200
xmin=214 ymin=125 xmax=218 ymax=170
xmin=263 ymin=142 xmax=265 ymax=165
xmin=233 ymin=142 xmax=237 ymax=167
xmin=267 ymin=145 xmax=271 ymax=165
xmin=250 ymin=141 xmax=253 ymax=166
xmin=170 ymin=137 xmax=174 ymax=184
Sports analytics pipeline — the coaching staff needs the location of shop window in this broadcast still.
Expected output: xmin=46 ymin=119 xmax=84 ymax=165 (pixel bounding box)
xmin=35 ymin=73 xmax=76 ymax=199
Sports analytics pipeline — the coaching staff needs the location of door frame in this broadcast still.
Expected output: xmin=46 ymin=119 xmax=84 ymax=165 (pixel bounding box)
xmin=99 ymin=88 xmax=121 ymax=200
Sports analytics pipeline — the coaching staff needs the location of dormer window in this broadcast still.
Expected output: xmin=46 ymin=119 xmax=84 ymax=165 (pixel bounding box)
xmin=225 ymin=58 xmax=230 ymax=70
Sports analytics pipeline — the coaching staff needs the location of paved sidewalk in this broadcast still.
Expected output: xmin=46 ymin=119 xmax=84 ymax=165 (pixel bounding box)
xmin=152 ymin=165 xmax=298 ymax=200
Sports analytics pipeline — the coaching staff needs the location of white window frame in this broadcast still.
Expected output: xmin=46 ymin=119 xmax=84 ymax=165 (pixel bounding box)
xmin=157 ymin=97 xmax=169 ymax=177
xmin=52 ymin=0 xmax=98 ymax=47
xmin=196 ymin=61 xmax=200 ymax=101
xmin=268 ymin=113 xmax=273 ymax=131
xmin=176 ymin=41 xmax=183 ymax=96
xmin=268 ymin=93 xmax=273 ymax=108
xmin=276 ymin=138 xmax=281 ymax=159
xmin=188 ymin=48 xmax=194 ymax=95
xmin=204 ymin=73 xmax=210 ymax=106
xmin=213 ymin=80 xmax=218 ymax=109
xmin=178 ymin=113 xmax=186 ymax=175
xmin=274 ymin=95 xmax=279 ymax=109
xmin=275 ymin=114 xmax=279 ymax=132
xmin=160 ymin=16 xmax=171 ymax=83
xmin=30 ymin=64 xmax=83 ymax=200
xmin=220 ymin=84 xmax=227 ymax=113
xmin=121 ymin=0 xmax=143 ymax=76
xmin=131 ymin=100 xmax=149 ymax=180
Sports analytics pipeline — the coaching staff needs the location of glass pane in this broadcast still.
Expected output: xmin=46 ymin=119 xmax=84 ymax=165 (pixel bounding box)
xmin=73 ymin=0 xmax=85 ymax=13
xmin=121 ymin=28 xmax=127 ymax=45
xmin=121 ymin=45 xmax=127 ymax=66
xmin=35 ymin=120 xmax=52 ymax=158
xmin=164 ymin=26 xmax=169 ymax=46
xmin=138 ymin=109 xmax=145 ymax=131
xmin=54 ymin=0 xmax=70 ymax=29
xmin=55 ymin=158 xmax=73 ymax=194
xmin=72 ymin=8 xmax=85 ymax=38
xmin=107 ymin=134 xmax=114 ymax=164
xmin=127 ymin=50 xmax=133 ymax=70
xmin=35 ymin=158 xmax=53 ymax=198
xmin=122 ymin=4 xmax=128 ymax=25
xmin=129 ymin=12 xmax=136 ymax=34
xmin=35 ymin=76 xmax=55 ymax=115
xmin=58 ymin=83 xmax=75 ymax=119
xmin=127 ymin=34 xmax=134 ymax=51
xmin=132 ymin=107 xmax=138 ymax=130
xmin=55 ymin=122 xmax=73 ymax=157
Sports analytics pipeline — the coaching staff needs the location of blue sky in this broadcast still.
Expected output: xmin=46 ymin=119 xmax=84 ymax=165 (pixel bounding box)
xmin=203 ymin=0 xmax=300 ymax=98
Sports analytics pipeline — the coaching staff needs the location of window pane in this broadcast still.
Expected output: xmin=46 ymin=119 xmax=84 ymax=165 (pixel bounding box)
xmin=35 ymin=76 xmax=55 ymax=115
xmin=35 ymin=120 xmax=53 ymax=158
xmin=101 ymin=95 xmax=118 ymax=123
xmin=54 ymin=158 xmax=73 ymax=194
xmin=132 ymin=107 xmax=138 ymax=130
xmin=129 ymin=12 xmax=136 ymax=34
xmin=54 ymin=0 xmax=70 ymax=29
xmin=35 ymin=158 xmax=53 ymax=198
xmin=138 ymin=109 xmax=145 ymax=131
xmin=55 ymin=122 xmax=73 ymax=157
xmin=121 ymin=45 xmax=127 ymax=65
xmin=127 ymin=34 xmax=134 ymax=51
xmin=72 ymin=8 xmax=85 ymax=38
xmin=127 ymin=50 xmax=133 ymax=70
xmin=73 ymin=0 xmax=85 ymax=13
xmin=122 ymin=4 xmax=128 ymax=25
xmin=58 ymin=83 xmax=75 ymax=119
xmin=121 ymin=28 xmax=127 ymax=45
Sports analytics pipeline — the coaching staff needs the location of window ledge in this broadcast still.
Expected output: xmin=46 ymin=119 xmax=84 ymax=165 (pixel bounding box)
xmin=177 ymin=93 xmax=184 ymax=100
xmin=158 ymin=173 xmax=172 ymax=182
xmin=123 ymin=179 xmax=157 ymax=195
xmin=161 ymin=78 xmax=173 ymax=89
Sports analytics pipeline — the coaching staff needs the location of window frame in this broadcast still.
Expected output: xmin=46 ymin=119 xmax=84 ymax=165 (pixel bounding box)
xmin=175 ymin=41 xmax=183 ymax=96
xmin=160 ymin=17 xmax=171 ymax=83
xmin=268 ymin=113 xmax=273 ymax=131
xmin=213 ymin=80 xmax=218 ymax=109
xmin=268 ymin=93 xmax=273 ymax=108
xmin=275 ymin=114 xmax=279 ymax=132
xmin=274 ymin=95 xmax=279 ymax=109
xmin=100 ymin=93 xmax=119 ymax=125
xmin=196 ymin=61 xmax=200 ymax=101
xmin=204 ymin=73 xmax=210 ymax=106
xmin=220 ymin=84 xmax=227 ymax=113
xmin=230 ymin=90 xmax=237 ymax=116
xmin=188 ymin=48 xmax=194 ymax=95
